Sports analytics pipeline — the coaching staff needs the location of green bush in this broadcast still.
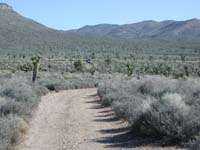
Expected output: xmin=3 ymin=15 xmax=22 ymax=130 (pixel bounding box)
xmin=74 ymin=60 xmax=83 ymax=72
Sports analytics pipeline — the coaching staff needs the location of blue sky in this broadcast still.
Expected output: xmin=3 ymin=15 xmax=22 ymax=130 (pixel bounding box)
xmin=1 ymin=0 xmax=200 ymax=30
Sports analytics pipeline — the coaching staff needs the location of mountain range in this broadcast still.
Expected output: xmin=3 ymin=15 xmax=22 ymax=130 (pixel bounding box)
xmin=0 ymin=3 xmax=200 ymax=56
xmin=69 ymin=19 xmax=200 ymax=40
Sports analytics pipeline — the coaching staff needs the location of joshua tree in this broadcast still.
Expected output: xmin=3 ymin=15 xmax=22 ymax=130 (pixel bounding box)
xmin=126 ymin=63 xmax=134 ymax=76
xmin=31 ymin=56 xmax=40 ymax=83
xmin=184 ymin=65 xmax=189 ymax=77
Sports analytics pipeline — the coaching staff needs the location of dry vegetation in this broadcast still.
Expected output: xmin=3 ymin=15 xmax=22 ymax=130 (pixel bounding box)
xmin=1 ymin=56 xmax=200 ymax=150
xmin=0 ymin=71 xmax=98 ymax=150
xmin=1 ymin=53 xmax=200 ymax=150
xmin=98 ymin=76 xmax=200 ymax=149
xmin=1 ymin=3 xmax=200 ymax=150
xmin=0 ymin=73 xmax=42 ymax=149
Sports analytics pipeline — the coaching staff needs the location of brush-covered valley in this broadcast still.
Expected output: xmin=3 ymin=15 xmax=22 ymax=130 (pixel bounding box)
xmin=1 ymin=2 xmax=200 ymax=150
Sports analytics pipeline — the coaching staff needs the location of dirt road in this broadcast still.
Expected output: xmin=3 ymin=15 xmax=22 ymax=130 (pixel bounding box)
xmin=17 ymin=88 xmax=184 ymax=150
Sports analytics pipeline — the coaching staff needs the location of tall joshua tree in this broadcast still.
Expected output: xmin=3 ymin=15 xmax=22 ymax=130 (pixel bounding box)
xmin=31 ymin=56 xmax=40 ymax=83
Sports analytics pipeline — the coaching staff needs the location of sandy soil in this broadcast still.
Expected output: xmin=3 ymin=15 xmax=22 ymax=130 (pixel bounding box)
xmin=16 ymin=88 xmax=185 ymax=150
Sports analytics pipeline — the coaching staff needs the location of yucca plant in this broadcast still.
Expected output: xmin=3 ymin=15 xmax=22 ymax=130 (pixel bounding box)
xmin=126 ymin=63 xmax=134 ymax=76
xmin=31 ymin=56 xmax=40 ymax=83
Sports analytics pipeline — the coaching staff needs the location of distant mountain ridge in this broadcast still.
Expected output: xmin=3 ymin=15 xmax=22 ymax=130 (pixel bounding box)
xmin=68 ymin=19 xmax=200 ymax=40
xmin=0 ymin=3 xmax=199 ymax=56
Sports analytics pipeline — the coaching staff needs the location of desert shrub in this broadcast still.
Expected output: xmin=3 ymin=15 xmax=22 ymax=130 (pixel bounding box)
xmin=0 ymin=115 xmax=19 ymax=149
xmin=189 ymin=136 xmax=200 ymax=150
xmin=17 ymin=62 xmax=32 ymax=72
xmin=37 ymin=72 xmax=66 ymax=91
xmin=63 ymin=72 xmax=74 ymax=79
xmin=134 ymin=93 xmax=195 ymax=141
xmin=38 ymin=72 xmax=97 ymax=91
xmin=0 ymin=114 xmax=28 ymax=150
xmin=0 ymin=76 xmax=40 ymax=118
xmin=0 ymin=71 xmax=13 ymax=80
xmin=0 ymin=74 xmax=41 ymax=150
xmin=74 ymin=59 xmax=83 ymax=72
xmin=32 ymin=84 xmax=49 ymax=96
xmin=89 ymin=65 xmax=96 ymax=75
xmin=98 ymin=76 xmax=200 ymax=146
